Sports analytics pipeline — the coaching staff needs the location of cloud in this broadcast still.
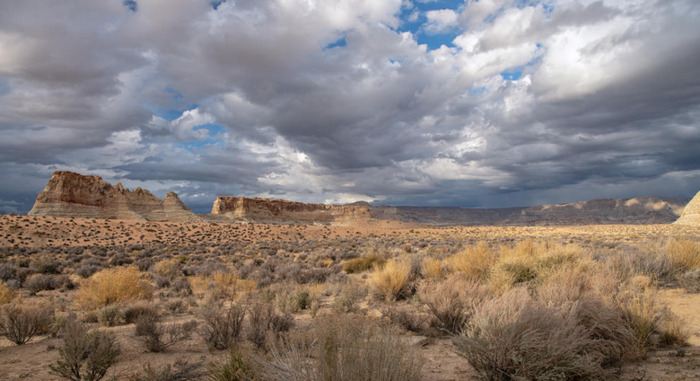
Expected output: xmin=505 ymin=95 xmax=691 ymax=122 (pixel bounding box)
xmin=0 ymin=0 xmax=699 ymax=214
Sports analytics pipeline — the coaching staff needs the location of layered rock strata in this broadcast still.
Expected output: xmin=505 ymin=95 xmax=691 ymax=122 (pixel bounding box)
xmin=28 ymin=171 xmax=202 ymax=222
xmin=211 ymin=196 xmax=373 ymax=224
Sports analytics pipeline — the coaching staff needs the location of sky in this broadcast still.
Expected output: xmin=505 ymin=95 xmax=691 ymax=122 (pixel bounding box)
xmin=1 ymin=0 xmax=699 ymax=214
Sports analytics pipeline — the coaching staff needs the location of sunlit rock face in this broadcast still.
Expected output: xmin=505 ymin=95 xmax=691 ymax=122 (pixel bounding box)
xmin=211 ymin=196 xmax=373 ymax=225
xmin=675 ymin=191 xmax=700 ymax=226
xmin=28 ymin=171 xmax=203 ymax=222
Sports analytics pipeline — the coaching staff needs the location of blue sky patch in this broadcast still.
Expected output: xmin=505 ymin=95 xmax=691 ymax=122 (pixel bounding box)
xmin=193 ymin=123 xmax=227 ymax=137
xmin=323 ymin=36 xmax=347 ymax=51
xmin=123 ymin=0 xmax=137 ymax=12
xmin=210 ymin=0 xmax=226 ymax=10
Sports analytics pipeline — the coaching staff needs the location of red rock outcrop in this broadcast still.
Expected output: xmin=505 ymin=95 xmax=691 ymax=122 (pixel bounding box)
xmin=211 ymin=196 xmax=374 ymax=225
xmin=675 ymin=191 xmax=700 ymax=226
xmin=28 ymin=171 xmax=203 ymax=222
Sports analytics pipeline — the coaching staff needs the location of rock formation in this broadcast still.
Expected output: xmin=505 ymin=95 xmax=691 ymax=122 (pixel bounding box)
xmin=675 ymin=191 xmax=700 ymax=226
xmin=28 ymin=171 xmax=203 ymax=222
xmin=371 ymin=197 xmax=688 ymax=226
xmin=211 ymin=196 xmax=373 ymax=225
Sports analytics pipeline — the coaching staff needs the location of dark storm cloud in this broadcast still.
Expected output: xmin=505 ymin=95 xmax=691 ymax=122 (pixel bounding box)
xmin=0 ymin=0 xmax=699 ymax=214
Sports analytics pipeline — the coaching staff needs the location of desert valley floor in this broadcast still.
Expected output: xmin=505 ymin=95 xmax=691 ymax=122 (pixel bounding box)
xmin=1 ymin=214 xmax=700 ymax=380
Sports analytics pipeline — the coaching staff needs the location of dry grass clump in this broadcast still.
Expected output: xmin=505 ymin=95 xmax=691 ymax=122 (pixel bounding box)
xmin=456 ymin=286 xmax=636 ymax=380
xmin=152 ymin=258 xmax=183 ymax=280
xmin=343 ymin=254 xmax=386 ymax=274
xmin=257 ymin=314 xmax=421 ymax=381
xmin=447 ymin=242 xmax=494 ymax=280
xmin=189 ymin=272 xmax=256 ymax=300
xmin=487 ymin=241 xmax=589 ymax=293
xmin=207 ymin=347 xmax=256 ymax=381
xmin=419 ymin=276 xmax=489 ymax=334
xmin=614 ymin=275 xmax=664 ymax=358
xmin=77 ymin=266 xmax=153 ymax=310
xmin=665 ymin=238 xmax=700 ymax=272
xmin=0 ymin=281 xmax=15 ymax=304
xmin=420 ymin=257 xmax=445 ymax=280
xmin=370 ymin=258 xmax=412 ymax=301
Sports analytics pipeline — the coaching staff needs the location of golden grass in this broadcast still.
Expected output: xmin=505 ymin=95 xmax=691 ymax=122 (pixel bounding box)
xmin=188 ymin=272 xmax=256 ymax=300
xmin=152 ymin=258 xmax=182 ymax=279
xmin=665 ymin=238 xmax=700 ymax=272
xmin=0 ymin=282 xmax=15 ymax=304
xmin=447 ymin=242 xmax=494 ymax=280
xmin=615 ymin=275 xmax=661 ymax=358
xmin=421 ymin=257 xmax=445 ymax=280
xmin=76 ymin=266 xmax=153 ymax=310
xmin=370 ymin=259 xmax=412 ymax=301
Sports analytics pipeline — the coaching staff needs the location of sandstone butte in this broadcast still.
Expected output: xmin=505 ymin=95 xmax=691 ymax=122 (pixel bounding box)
xmin=211 ymin=196 xmax=373 ymax=224
xmin=675 ymin=190 xmax=700 ymax=226
xmin=28 ymin=171 xmax=203 ymax=222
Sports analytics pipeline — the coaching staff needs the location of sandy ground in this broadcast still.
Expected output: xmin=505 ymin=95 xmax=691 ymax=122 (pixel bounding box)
xmin=0 ymin=214 xmax=699 ymax=380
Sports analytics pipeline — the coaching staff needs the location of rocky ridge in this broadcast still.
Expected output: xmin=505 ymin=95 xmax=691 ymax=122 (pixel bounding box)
xmin=27 ymin=171 xmax=203 ymax=222
xmin=675 ymin=191 xmax=700 ymax=226
xmin=25 ymin=171 xmax=695 ymax=226
xmin=210 ymin=196 xmax=374 ymax=225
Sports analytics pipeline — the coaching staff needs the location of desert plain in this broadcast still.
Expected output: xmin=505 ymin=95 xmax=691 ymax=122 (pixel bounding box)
xmin=0 ymin=212 xmax=699 ymax=380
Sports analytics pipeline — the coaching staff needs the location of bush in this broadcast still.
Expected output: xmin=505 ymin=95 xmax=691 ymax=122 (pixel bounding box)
xmin=50 ymin=316 xmax=120 ymax=381
xmin=98 ymin=305 xmax=123 ymax=327
xmin=0 ymin=303 xmax=54 ymax=344
xmin=343 ymin=254 xmax=386 ymax=274
xmin=136 ymin=313 xmax=197 ymax=353
xmin=246 ymin=302 xmax=293 ymax=349
xmin=123 ymin=303 xmax=159 ymax=325
xmin=447 ymin=242 xmax=494 ymax=279
xmin=615 ymin=276 xmax=663 ymax=358
xmin=419 ymin=276 xmax=489 ymax=335
xmin=666 ymin=238 xmax=700 ymax=272
xmin=679 ymin=269 xmax=700 ymax=293
xmin=381 ymin=306 xmax=426 ymax=333
xmin=207 ymin=347 xmax=256 ymax=381
xmin=370 ymin=259 xmax=412 ymax=301
xmin=455 ymin=287 xmax=635 ymax=380
xmin=199 ymin=303 xmax=246 ymax=350
xmin=77 ymin=266 xmax=153 ymax=310
xmin=153 ymin=258 xmax=183 ymax=280
xmin=0 ymin=281 xmax=15 ymax=304
xmin=257 ymin=314 xmax=421 ymax=381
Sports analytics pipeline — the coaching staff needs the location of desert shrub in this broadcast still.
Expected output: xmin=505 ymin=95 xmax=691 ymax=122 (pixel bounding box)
xmin=50 ymin=316 xmax=120 ymax=381
xmin=199 ymin=302 xmax=246 ymax=350
xmin=273 ymin=284 xmax=321 ymax=314
xmin=171 ymin=277 xmax=193 ymax=295
xmin=0 ymin=281 xmax=15 ymax=304
xmin=24 ymin=273 xmax=55 ymax=294
xmin=153 ymin=258 xmax=183 ymax=280
xmin=136 ymin=313 xmax=197 ymax=353
xmin=127 ymin=360 xmax=204 ymax=381
xmin=0 ymin=303 xmax=54 ymax=344
xmin=456 ymin=287 xmax=635 ymax=380
xmin=343 ymin=254 xmax=386 ymax=274
xmin=447 ymin=242 xmax=494 ymax=279
xmin=0 ymin=262 xmax=17 ymax=282
xmin=123 ymin=303 xmax=159 ymax=325
xmin=381 ymin=305 xmax=426 ymax=333
xmin=332 ymin=282 xmax=367 ymax=313
xmin=257 ymin=314 xmax=421 ymax=381
xmin=98 ymin=305 xmax=123 ymax=327
xmin=614 ymin=276 xmax=663 ymax=358
xmin=679 ymin=269 xmax=700 ymax=293
xmin=30 ymin=256 xmax=62 ymax=274
xmin=189 ymin=272 xmax=256 ymax=300
xmin=658 ymin=309 xmax=688 ymax=347
xmin=76 ymin=264 xmax=102 ymax=278
xmin=246 ymin=302 xmax=293 ymax=349
xmin=207 ymin=347 xmax=256 ymax=381
xmin=77 ymin=266 xmax=152 ymax=310
xmin=665 ymin=238 xmax=700 ymax=272
xmin=421 ymin=276 xmax=490 ymax=335
xmin=370 ymin=259 xmax=412 ymax=301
